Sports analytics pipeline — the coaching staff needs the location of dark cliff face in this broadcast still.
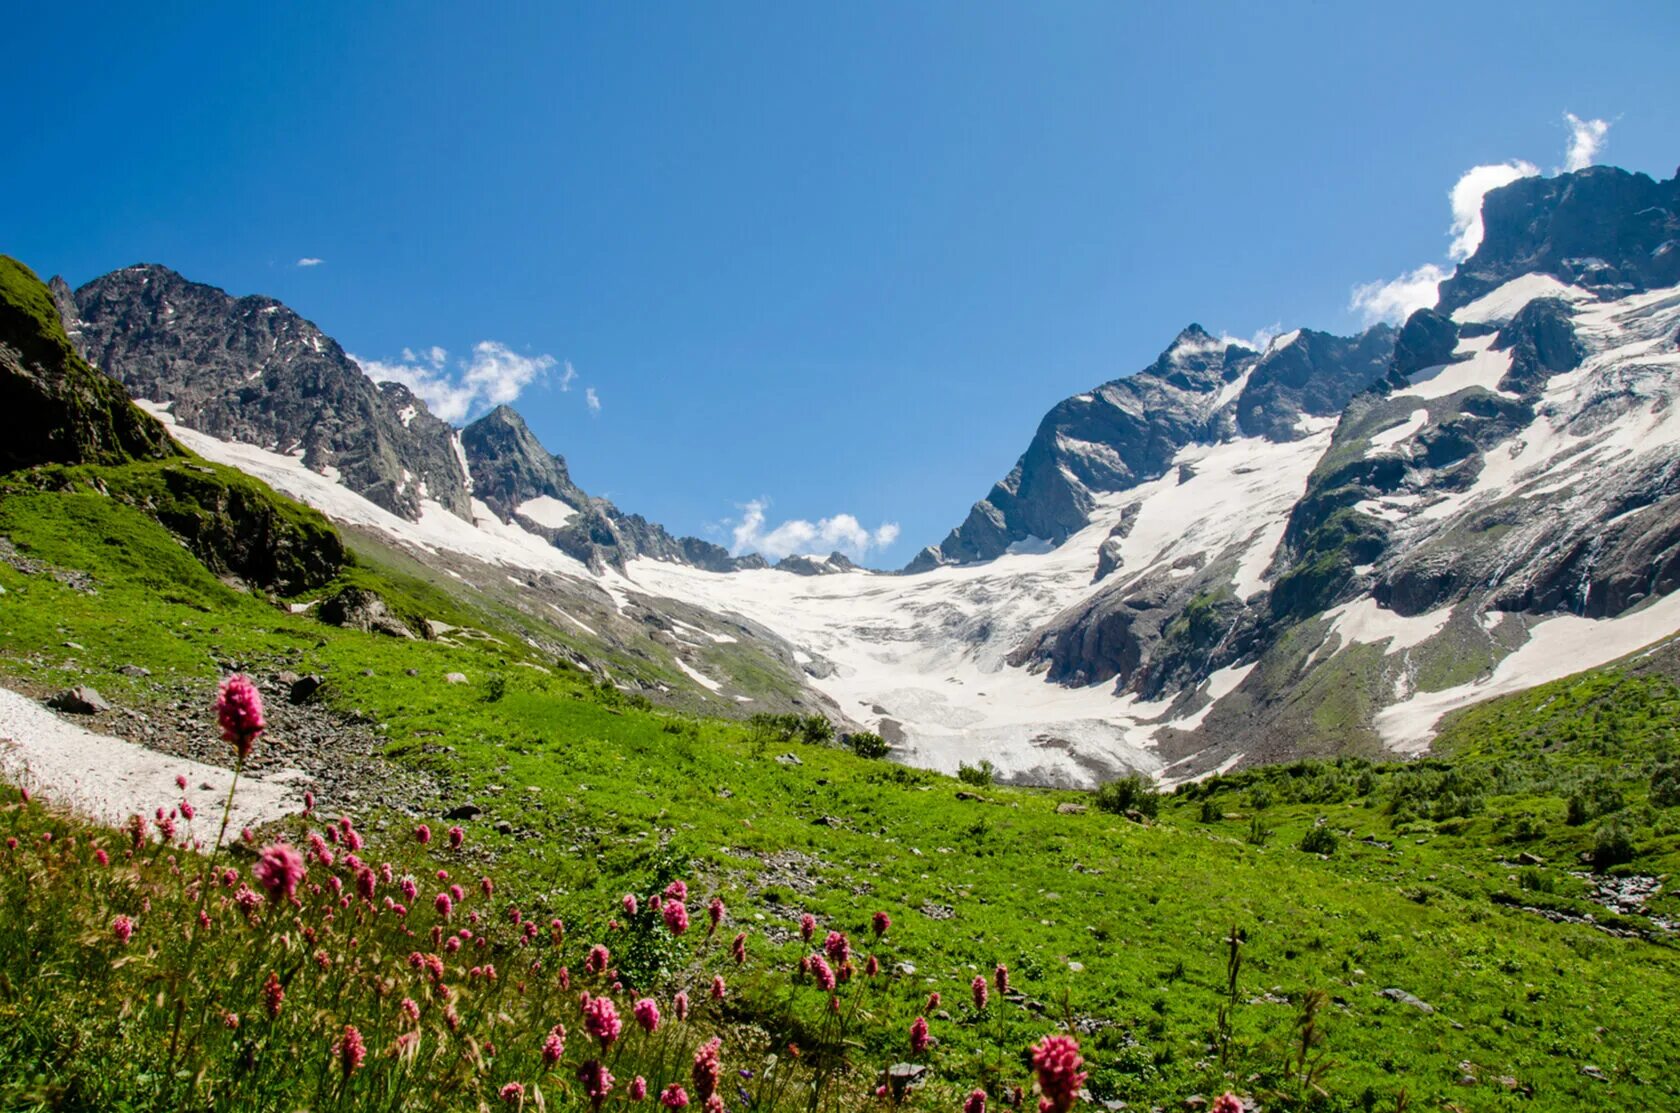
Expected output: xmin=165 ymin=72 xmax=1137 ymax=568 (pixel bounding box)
xmin=65 ymin=264 xmax=474 ymax=522
xmin=1 ymin=256 xmax=179 ymax=472
xmin=1436 ymin=166 xmax=1680 ymax=314
xmin=459 ymin=404 xmax=589 ymax=523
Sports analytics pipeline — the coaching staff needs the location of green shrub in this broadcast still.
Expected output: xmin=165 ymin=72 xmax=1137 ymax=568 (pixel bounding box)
xmin=1095 ymin=774 xmax=1160 ymax=819
xmin=1567 ymin=777 xmax=1624 ymax=826
xmin=1247 ymin=816 xmax=1272 ymax=846
xmin=957 ymin=759 xmax=996 ymax=786
xmin=1199 ymin=798 xmax=1222 ymax=823
xmin=844 ymin=730 xmax=889 ymax=759
xmin=1299 ymin=824 xmax=1338 ymax=855
xmin=1592 ymin=820 xmax=1635 ymax=867
xmin=1651 ymin=764 xmax=1680 ymax=808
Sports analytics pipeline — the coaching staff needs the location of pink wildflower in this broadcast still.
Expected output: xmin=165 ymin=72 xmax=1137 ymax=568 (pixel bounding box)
xmin=585 ymin=943 xmax=610 ymax=975
xmin=691 ymin=1036 xmax=722 ymax=1100
xmin=622 ymin=893 xmax=639 ymax=917
xmin=872 ymin=910 xmax=891 ymax=937
xmin=994 ymin=963 xmax=1010 ymax=995
xmin=356 ymin=867 xmax=377 ymax=902
xmin=1030 ymin=1034 xmax=1086 ymax=1113
xmin=1211 ymin=1096 xmax=1243 ymax=1113
xmin=866 ymin=954 xmax=880 ymax=977
xmin=303 ymin=790 xmax=315 ymax=813
xmin=663 ymin=879 xmax=688 ymax=903
xmin=662 ymin=900 xmax=689 ymax=935
xmin=799 ymin=912 xmax=816 ymax=942
xmin=674 ymin=990 xmax=690 ymax=1022
xmin=498 ymin=1082 xmax=524 ymax=1105
xmin=704 ymin=1098 xmax=724 ymax=1113
xmin=414 ymin=824 xmax=431 ymax=844
xmin=812 ymin=955 xmax=836 ymax=991
xmin=215 ymin=674 xmax=266 ymax=759
xmin=176 ymin=774 xmax=188 ymax=790
xmin=179 ymin=799 xmax=195 ymax=821
xmin=483 ymin=876 xmax=496 ymax=898
xmin=971 ymin=974 xmax=989 ymax=1010
xmin=910 ymin=1015 xmax=930 ymax=1053
xmin=400 ymin=997 xmax=421 ymax=1022
xmin=710 ymin=974 xmax=726 ymax=1001
xmin=253 ymin=844 xmax=305 ymax=904
xmin=824 ymin=930 xmax=850 ymax=965
xmin=94 ymin=848 xmax=109 ymax=866
xmin=448 ymin=825 xmax=465 ymax=848
xmin=707 ymin=896 xmax=725 ymax=934
xmin=661 ymin=1084 xmax=690 ymax=1108
xmin=583 ymin=994 xmax=622 ymax=1047
xmin=578 ymin=1060 xmax=614 ymax=1104
xmin=964 ymin=1090 xmax=988 ymax=1113
xmin=634 ymin=997 xmax=660 ymax=1033
xmin=732 ymin=931 xmax=747 ymax=965
xmin=337 ymin=1024 xmax=367 ymax=1078
xmin=434 ymin=892 xmax=453 ymax=919
xmin=111 ymin=915 xmax=135 ymax=944
xmin=630 ymin=1076 xmax=648 ymax=1101
xmin=927 ymin=991 xmax=942 ymax=1011
xmin=542 ymin=1024 xmax=566 ymax=1065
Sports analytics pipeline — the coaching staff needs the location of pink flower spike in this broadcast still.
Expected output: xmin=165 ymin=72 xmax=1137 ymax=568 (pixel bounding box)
xmin=215 ymin=675 xmax=266 ymax=759
xmin=964 ymin=1090 xmax=988 ymax=1113
xmin=872 ymin=910 xmax=891 ymax=937
xmin=662 ymin=900 xmax=689 ymax=935
xmin=337 ymin=1024 xmax=367 ymax=1078
xmin=674 ymin=990 xmax=690 ymax=1022
xmin=633 ymin=997 xmax=660 ymax=1033
xmin=252 ymin=844 xmax=306 ymax=904
xmin=707 ymin=896 xmax=725 ymax=934
xmin=111 ymin=915 xmax=135 ymax=944
xmin=622 ymin=893 xmax=639 ymax=917
xmin=994 ymin=963 xmax=1010 ymax=995
xmin=414 ymin=824 xmax=431 ymax=845
xmin=175 ymin=774 xmax=188 ymax=790
xmin=971 ymin=974 xmax=989 ymax=1011
xmin=578 ymin=1059 xmax=614 ymax=1102
xmin=1211 ymin=1096 xmax=1244 ymax=1113
xmin=542 ymin=1023 xmax=566 ymax=1065
xmin=583 ymin=994 xmax=622 ymax=1048
xmin=710 ymin=974 xmax=726 ymax=1001
xmin=691 ymin=1037 xmax=722 ymax=1100
xmin=498 ymin=1082 xmax=524 ymax=1105
xmin=910 ymin=1015 xmax=930 ymax=1054
xmin=660 ymin=1084 xmax=690 ymax=1108
xmin=630 ymin=1076 xmax=648 ymax=1101
xmin=1030 ymin=1034 xmax=1086 ymax=1113
xmin=448 ymin=825 xmax=464 ymax=848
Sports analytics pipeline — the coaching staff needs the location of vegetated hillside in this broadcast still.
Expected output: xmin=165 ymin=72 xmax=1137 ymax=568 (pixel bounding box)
xmin=1 ymin=443 xmax=1678 ymax=1110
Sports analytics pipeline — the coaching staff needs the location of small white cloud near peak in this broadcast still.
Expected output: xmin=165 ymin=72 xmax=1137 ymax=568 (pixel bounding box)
xmin=1350 ymin=263 xmax=1453 ymax=327
xmin=558 ymin=361 xmax=578 ymax=392
xmin=729 ymin=499 xmax=900 ymax=561
xmin=1562 ymin=113 xmax=1611 ymax=172
xmin=353 ymin=342 xmax=557 ymax=423
xmin=585 ymin=387 xmax=601 ymax=415
xmin=296 ymin=257 xmax=324 ymax=268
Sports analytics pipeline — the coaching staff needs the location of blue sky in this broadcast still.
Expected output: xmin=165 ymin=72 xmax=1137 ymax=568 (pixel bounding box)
xmin=5 ymin=3 xmax=1677 ymax=566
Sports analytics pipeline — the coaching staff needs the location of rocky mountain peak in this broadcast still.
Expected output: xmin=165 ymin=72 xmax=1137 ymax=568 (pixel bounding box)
xmin=65 ymin=264 xmax=474 ymax=522
xmin=1436 ymin=165 xmax=1680 ymax=314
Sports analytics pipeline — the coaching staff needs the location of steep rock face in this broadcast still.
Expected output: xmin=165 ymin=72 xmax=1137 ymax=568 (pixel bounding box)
xmin=1436 ymin=166 xmax=1680 ymax=314
xmin=65 ymin=265 xmax=473 ymax=522
xmin=912 ymin=323 xmax=1396 ymax=571
xmin=458 ymin=404 xmax=763 ymax=574
xmin=1233 ymin=327 xmax=1395 ymax=440
xmin=0 ymin=257 xmax=178 ymax=472
xmin=459 ymin=404 xmax=589 ymax=522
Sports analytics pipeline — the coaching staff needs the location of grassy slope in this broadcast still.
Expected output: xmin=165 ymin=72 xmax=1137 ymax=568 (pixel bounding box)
xmin=2 ymin=477 xmax=1678 ymax=1110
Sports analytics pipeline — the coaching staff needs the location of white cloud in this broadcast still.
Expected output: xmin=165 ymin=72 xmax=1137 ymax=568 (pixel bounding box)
xmin=559 ymin=361 xmax=578 ymax=391
xmin=354 ymin=342 xmax=557 ymax=423
xmin=729 ymin=499 xmax=901 ymax=560
xmin=585 ymin=387 xmax=601 ymax=415
xmin=1448 ymin=160 xmax=1539 ymax=261
xmin=296 ymin=257 xmax=323 ymax=267
xmin=1220 ymin=323 xmax=1281 ymax=352
xmin=1562 ymin=113 xmax=1611 ymax=172
xmin=1349 ymin=263 xmax=1452 ymax=327
xmin=1347 ymin=157 xmax=1540 ymax=325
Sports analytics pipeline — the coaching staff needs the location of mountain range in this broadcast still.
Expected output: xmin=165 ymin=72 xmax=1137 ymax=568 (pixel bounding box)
xmin=30 ymin=162 xmax=1680 ymax=787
